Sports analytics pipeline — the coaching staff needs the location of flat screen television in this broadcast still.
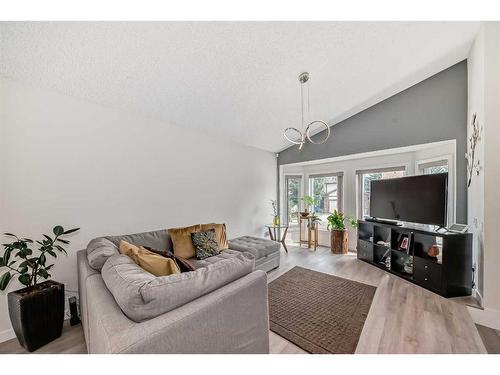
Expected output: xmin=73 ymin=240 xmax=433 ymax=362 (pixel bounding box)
xmin=369 ymin=173 xmax=448 ymax=226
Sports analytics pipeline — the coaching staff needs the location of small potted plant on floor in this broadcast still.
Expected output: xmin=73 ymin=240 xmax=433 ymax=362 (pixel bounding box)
xmin=327 ymin=210 xmax=357 ymax=254
xmin=0 ymin=225 xmax=79 ymax=352
xmin=300 ymin=195 xmax=317 ymax=218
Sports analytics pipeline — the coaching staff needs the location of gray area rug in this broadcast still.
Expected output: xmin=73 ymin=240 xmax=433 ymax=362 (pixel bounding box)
xmin=268 ymin=266 xmax=376 ymax=354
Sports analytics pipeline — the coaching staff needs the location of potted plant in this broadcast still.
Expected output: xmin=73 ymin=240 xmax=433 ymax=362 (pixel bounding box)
xmin=326 ymin=210 xmax=357 ymax=254
xmin=300 ymin=195 xmax=317 ymax=218
xmin=270 ymin=200 xmax=280 ymax=225
xmin=0 ymin=225 xmax=79 ymax=352
xmin=307 ymin=213 xmax=322 ymax=229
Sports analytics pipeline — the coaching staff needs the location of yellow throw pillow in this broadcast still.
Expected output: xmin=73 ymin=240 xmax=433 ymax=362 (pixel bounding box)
xmin=119 ymin=240 xmax=180 ymax=277
xmin=200 ymin=223 xmax=229 ymax=250
xmin=168 ymin=224 xmax=201 ymax=259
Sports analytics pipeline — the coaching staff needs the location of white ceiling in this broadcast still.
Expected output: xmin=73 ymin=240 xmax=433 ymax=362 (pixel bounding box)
xmin=0 ymin=22 xmax=480 ymax=152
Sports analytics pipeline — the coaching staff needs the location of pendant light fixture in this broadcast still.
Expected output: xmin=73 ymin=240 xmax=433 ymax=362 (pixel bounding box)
xmin=283 ymin=72 xmax=330 ymax=150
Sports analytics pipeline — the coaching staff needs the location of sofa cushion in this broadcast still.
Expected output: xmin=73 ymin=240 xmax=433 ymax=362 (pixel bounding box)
xmin=119 ymin=240 xmax=180 ymax=277
xmin=105 ymin=229 xmax=173 ymax=252
xmin=228 ymin=236 xmax=280 ymax=259
xmin=188 ymin=249 xmax=242 ymax=269
xmin=86 ymin=237 xmax=120 ymax=271
xmin=101 ymin=252 xmax=255 ymax=322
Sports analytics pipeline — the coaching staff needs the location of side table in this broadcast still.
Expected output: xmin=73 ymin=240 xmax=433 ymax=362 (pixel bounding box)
xmin=299 ymin=216 xmax=318 ymax=251
xmin=266 ymin=225 xmax=289 ymax=253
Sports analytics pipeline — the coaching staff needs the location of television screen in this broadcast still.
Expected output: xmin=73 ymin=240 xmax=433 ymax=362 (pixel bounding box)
xmin=370 ymin=173 xmax=448 ymax=226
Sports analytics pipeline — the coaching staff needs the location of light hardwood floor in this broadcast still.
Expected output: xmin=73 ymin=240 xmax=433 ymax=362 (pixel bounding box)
xmin=0 ymin=244 xmax=494 ymax=354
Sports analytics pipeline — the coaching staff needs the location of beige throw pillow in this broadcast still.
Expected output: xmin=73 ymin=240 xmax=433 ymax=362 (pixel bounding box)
xmin=168 ymin=224 xmax=201 ymax=259
xmin=119 ymin=240 xmax=180 ymax=277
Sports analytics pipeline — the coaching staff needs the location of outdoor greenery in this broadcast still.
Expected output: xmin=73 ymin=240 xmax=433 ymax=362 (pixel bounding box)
xmin=310 ymin=176 xmax=338 ymax=213
xmin=287 ymin=178 xmax=300 ymax=223
xmin=363 ymin=172 xmax=382 ymax=192
xmin=0 ymin=226 xmax=80 ymax=291
xmin=300 ymin=195 xmax=318 ymax=211
xmin=327 ymin=210 xmax=357 ymax=231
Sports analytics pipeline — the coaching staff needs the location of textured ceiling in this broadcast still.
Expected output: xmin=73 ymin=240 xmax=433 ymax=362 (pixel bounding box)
xmin=0 ymin=22 xmax=480 ymax=152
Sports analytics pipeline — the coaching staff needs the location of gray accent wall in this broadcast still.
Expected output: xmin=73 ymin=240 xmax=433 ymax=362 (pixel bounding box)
xmin=279 ymin=60 xmax=468 ymax=223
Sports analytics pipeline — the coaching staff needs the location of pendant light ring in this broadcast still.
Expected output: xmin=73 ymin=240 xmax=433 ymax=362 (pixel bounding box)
xmin=305 ymin=121 xmax=330 ymax=144
xmin=283 ymin=127 xmax=304 ymax=145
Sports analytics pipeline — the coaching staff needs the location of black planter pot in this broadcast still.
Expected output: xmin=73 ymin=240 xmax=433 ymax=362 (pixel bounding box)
xmin=7 ymin=280 xmax=65 ymax=352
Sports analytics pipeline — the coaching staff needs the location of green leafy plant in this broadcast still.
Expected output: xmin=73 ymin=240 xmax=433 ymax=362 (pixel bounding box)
xmin=307 ymin=213 xmax=322 ymax=228
xmin=326 ymin=210 xmax=357 ymax=231
xmin=0 ymin=226 xmax=80 ymax=291
xmin=300 ymin=195 xmax=318 ymax=211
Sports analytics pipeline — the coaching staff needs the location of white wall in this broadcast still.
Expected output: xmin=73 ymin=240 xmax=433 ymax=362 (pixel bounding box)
xmin=280 ymin=141 xmax=456 ymax=249
xmin=464 ymin=23 xmax=500 ymax=329
xmin=482 ymin=22 xmax=500 ymax=315
xmin=0 ymin=77 xmax=277 ymax=340
xmin=467 ymin=26 xmax=485 ymax=300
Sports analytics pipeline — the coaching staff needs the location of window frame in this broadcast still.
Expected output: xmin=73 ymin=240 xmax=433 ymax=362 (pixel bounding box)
xmin=416 ymin=158 xmax=449 ymax=175
xmin=283 ymin=174 xmax=303 ymax=227
xmin=415 ymin=154 xmax=455 ymax=226
xmin=307 ymin=172 xmax=344 ymax=229
xmin=356 ymin=166 xmax=407 ymax=219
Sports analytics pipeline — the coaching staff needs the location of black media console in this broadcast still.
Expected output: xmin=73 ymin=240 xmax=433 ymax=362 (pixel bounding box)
xmin=357 ymin=219 xmax=472 ymax=297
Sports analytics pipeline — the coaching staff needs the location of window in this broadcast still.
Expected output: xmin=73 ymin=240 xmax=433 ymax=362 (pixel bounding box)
xmin=357 ymin=167 xmax=406 ymax=218
xmin=285 ymin=176 xmax=302 ymax=226
xmin=418 ymin=159 xmax=449 ymax=175
xmin=308 ymin=173 xmax=343 ymax=228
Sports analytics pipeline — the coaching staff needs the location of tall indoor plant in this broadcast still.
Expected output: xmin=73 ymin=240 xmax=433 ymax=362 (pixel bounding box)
xmin=327 ymin=210 xmax=357 ymax=254
xmin=0 ymin=225 xmax=79 ymax=351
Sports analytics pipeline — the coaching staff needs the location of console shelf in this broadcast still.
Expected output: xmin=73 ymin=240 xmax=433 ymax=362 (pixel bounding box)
xmin=357 ymin=220 xmax=473 ymax=298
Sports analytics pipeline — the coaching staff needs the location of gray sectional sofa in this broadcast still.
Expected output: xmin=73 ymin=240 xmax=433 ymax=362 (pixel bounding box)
xmin=77 ymin=229 xmax=280 ymax=353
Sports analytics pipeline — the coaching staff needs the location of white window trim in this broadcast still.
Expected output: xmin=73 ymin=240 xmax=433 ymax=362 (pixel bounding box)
xmin=415 ymin=154 xmax=455 ymax=226
xmin=355 ymin=164 xmax=408 ymax=219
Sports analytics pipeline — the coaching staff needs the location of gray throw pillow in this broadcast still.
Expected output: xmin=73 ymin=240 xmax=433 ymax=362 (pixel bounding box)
xmin=191 ymin=229 xmax=219 ymax=260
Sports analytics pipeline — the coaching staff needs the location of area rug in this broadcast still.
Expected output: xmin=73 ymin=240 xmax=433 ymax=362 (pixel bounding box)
xmin=268 ymin=266 xmax=376 ymax=354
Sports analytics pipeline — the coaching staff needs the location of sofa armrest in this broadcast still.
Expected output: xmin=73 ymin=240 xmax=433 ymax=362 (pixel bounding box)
xmin=86 ymin=270 xmax=269 ymax=353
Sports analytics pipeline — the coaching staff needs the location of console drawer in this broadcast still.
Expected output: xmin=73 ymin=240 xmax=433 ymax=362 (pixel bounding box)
xmin=414 ymin=257 xmax=442 ymax=292
xmin=357 ymin=240 xmax=373 ymax=262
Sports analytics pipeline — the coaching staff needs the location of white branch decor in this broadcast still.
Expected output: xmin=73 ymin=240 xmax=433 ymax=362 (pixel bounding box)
xmin=465 ymin=112 xmax=482 ymax=188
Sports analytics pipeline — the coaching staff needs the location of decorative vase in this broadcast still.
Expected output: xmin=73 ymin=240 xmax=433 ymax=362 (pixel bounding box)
xmin=273 ymin=215 xmax=280 ymax=226
xmin=331 ymin=229 xmax=348 ymax=254
xmin=8 ymin=280 xmax=65 ymax=352
xmin=404 ymin=256 xmax=414 ymax=274
xmin=427 ymin=244 xmax=440 ymax=258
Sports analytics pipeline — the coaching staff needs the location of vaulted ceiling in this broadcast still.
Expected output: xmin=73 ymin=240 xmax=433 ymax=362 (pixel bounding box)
xmin=0 ymin=22 xmax=480 ymax=152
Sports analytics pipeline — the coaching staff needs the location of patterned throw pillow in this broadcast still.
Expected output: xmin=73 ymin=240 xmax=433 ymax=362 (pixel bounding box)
xmin=191 ymin=229 xmax=220 ymax=260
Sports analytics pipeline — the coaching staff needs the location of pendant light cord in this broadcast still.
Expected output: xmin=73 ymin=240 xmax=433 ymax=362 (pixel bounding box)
xmin=300 ymin=79 xmax=311 ymax=132
xmin=300 ymin=80 xmax=305 ymax=131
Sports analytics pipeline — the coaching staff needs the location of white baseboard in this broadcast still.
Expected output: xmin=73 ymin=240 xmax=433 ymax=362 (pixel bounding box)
xmin=0 ymin=328 xmax=15 ymax=343
xmin=468 ymin=306 xmax=500 ymax=330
